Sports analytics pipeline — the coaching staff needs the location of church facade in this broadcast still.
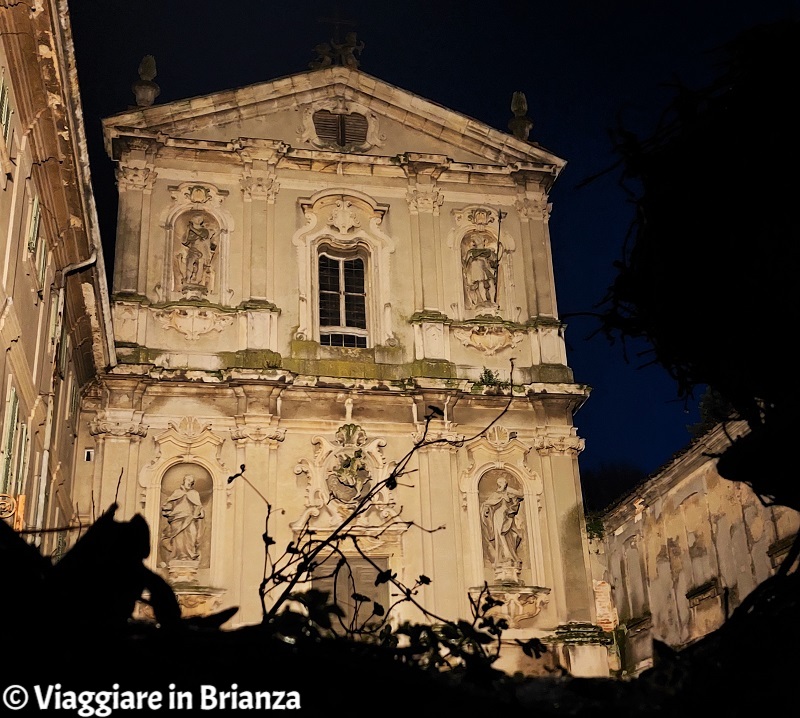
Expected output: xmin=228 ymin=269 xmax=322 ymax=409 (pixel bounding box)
xmin=76 ymin=54 xmax=605 ymax=673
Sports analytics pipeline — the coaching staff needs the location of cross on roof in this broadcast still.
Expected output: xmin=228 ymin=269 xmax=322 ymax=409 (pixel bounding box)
xmin=316 ymin=5 xmax=357 ymax=45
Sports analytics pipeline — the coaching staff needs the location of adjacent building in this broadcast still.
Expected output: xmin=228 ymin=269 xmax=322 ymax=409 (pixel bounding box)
xmin=0 ymin=0 xmax=113 ymax=552
xmin=592 ymin=421 xmax=800 ymax=675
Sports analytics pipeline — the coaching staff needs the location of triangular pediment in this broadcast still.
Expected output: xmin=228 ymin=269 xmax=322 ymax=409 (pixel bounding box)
xmin=103 ymin=66 xmax=565 ymax=170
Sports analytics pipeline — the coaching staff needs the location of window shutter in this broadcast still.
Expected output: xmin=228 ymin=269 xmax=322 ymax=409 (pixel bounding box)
xmin=343 ymin=113 xmax=368 ymax=146
xmin=1 ymin=385 xmax=19 ymax=494
xmin=28 ymin=195 xmax=40 ymax=254
xmin=0 ymin=78 xmax=11 ymax=144
xmin=312 ymin=111 xmax=368 ymax=149
xmin=313 ymin=110 xmax=341 ymax=144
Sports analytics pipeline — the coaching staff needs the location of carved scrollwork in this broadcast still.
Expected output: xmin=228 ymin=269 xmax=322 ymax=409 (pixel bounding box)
xmin=534 ymin=434 xmax=585 ymax=456
xmin=452 ymin=324 xmax=525 ymax=355
xmin=230 ymin=426 xmax=286 ymax=444
xmin=468 ymin=585 xmax=551 ymax=628
xmin=406 ymin=186 xmax=444 ymax=214
xmin=153 ymin=306 xmax=234 ymax=341
xmin=89 ymin=417 xmax=148 ymax=438
xmin=0 ymin=494 xmax=17 ymax=519
xmin=116 ymin=162 xmax=156 ymax=192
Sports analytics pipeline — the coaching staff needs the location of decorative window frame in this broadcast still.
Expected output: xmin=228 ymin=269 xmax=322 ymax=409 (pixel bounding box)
xmin=292 ymin=189 xmax=396 ymax=347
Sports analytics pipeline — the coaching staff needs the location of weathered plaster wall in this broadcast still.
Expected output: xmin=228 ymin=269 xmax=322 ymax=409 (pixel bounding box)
xmin=596 ymin=422 xmax=800 ymax=675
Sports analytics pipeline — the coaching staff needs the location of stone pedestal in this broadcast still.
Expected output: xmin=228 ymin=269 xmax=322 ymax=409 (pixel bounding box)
xmin=167 ymin=558 xmax=200 ymax=584
xmin=549 ymin=622 xmax=612 ymax=677
xmin=468 ymin=584 xmax=550 ymax=628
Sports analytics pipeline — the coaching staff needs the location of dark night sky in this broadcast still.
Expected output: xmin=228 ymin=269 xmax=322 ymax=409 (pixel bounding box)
xmin=66 ymin=0 xmax=798 ymax=505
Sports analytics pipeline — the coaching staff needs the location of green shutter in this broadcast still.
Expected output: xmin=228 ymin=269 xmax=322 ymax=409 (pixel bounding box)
xmin=28 ymin=196 xmax=40 ymax=254
xmin=0 ymin=78 xmax=11 ymax=144
xmin=13 ymin=422 xmax=27 ymax=496
xmin=1 ymin=385 xmax=19 ymax=494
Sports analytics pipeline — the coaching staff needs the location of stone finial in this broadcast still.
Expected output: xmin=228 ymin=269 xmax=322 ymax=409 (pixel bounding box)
xmin=132 ymin=55 xmax=161 ymax=107
xmin=508 ymin=91 xmax=533 ymax=141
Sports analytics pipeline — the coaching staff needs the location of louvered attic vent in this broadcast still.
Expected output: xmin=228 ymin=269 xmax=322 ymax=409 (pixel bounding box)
xmin=312 ymin=110 xmax=368 ymax=149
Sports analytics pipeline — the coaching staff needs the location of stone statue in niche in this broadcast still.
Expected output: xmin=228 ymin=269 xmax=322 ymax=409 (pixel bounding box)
xmin=462 ymin=231 xmax=499 ymax=308
xmin=480 ymin=472 xmax=525 ymax=583
xmin=161 ymin=473 xmax=205 ymax=562
xmin=174 ymin=212 xmax=218 ymax=296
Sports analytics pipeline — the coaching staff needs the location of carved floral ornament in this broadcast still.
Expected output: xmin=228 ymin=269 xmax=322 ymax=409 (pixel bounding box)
xmin=406 ymin=185 xmax=444 ymax=214
xmin=513 ymin=196 xmax=550 ymax=221
xmin=168 ymin=182 xmax=228 ymax=207
xmin=240 ymin=170 xmax=279 ymax=202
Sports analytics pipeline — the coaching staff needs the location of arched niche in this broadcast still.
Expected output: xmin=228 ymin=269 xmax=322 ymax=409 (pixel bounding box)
xmin=158 ymin=463 xmax=214 ymax=580
xmin=459 ymin=426 xmax=545 ymax=589
xmin=447 ymin=205 xmax=516 ymax=319
xmin=159 ymin=182 xmax=235 ymax=305
xmin=139 ymin=417 xmax=230 ymax=587
xmin=478 ymin=468 xmax=527 ymax=585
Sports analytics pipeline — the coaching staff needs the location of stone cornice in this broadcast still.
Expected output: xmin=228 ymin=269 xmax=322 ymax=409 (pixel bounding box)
xmin=105 ymin=129 xmax=559 ymax=186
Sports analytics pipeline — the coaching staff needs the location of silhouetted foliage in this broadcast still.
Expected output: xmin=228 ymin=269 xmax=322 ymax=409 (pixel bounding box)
xmin=597 ymin=20 xmax=800 ymax=510
xmin=3 ymin=506 xmax=799 ymax=716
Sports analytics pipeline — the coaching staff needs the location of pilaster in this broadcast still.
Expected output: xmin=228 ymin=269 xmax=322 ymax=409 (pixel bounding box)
xmin=114 ymin=139 xmax=157 ymax=295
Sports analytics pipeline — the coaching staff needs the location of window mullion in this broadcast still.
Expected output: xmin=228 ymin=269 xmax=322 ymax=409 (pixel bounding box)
xmin=338 ymin=259 xmax=346 ymax=327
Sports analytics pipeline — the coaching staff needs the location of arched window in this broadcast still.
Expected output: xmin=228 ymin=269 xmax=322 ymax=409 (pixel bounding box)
xmin=318 ymin=246 xmax=368 ymax=348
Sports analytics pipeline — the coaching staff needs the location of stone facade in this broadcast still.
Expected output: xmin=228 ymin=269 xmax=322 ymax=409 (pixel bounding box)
xmin=592 ymin=422 xmax=800 ymax=675
xmin=76 ymin=63 xmax=604 ymax=673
